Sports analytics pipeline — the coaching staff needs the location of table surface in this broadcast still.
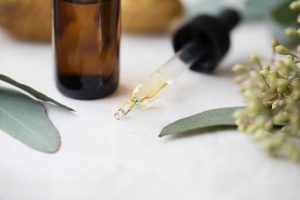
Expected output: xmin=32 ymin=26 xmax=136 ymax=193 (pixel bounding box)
xmin=0 ymin=22 xmax=299 ymax=200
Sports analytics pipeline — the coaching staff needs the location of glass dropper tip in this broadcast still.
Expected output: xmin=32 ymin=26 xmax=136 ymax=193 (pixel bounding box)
xmin=114 ymin=110 xmax=125 ymax=120
xmin=114 ymin=99 xmax=136 ymax=120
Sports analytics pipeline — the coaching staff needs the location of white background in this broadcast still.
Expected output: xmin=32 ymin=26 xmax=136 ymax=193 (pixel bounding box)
xmin=0 ymin=10 xmax=299 ymax=200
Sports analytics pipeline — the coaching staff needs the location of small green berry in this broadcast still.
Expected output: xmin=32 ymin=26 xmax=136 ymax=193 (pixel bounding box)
xmin=232 ymin=64 xmax=249 ymax=72
xmin=285 ymin=28 xmax=299 ymax=37
xmin=253 ymin=130 xmax=269 ymax=141
xmin=248 ymin=55 xmax=262 ymax=65
xmin=275 ymin=45 xmax=291 ymax=55
xmin=272 ymin=39 xmax=279 ymax=49
xmin=276 ymin=78 xmax=289 ymax=94
xmin=290 ymin=1 xmax=300 ymax=10
xmin=291 ymin=78 xmax=300 ymax=87
xmin=285 ymin=143 xmax=300 ymax=162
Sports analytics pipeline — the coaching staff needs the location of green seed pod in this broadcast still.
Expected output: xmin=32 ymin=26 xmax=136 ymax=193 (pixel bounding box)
xmin=253 ymin=130 xmax=270 ymax=141
xmin=252 ymin=116 xmax=268 ymax=128
xmin=263 ymin=64 xmax=270 ymax=71
xmin=285 ymin=96 xmax=295 ymax=105
xmin=274 ymin=60 xmax=285 ymax=69
xmin=273 ymin=133 xmax=286 ymax=146
xmin=292 ymin=89 xmax=300 ymax=99
xmin=285 ymin=143 xmax=300 ymax=162
xmin=234 ymin=75 xmax=247 ymax=84
xmin=282 ymin=125 xmax=291 ymax=134
xmin=263 ymin=92 xmax=277 ymax=101
xmin=290 ymin=111 xmax=300 ymax=128
xmin=284 ymin=57 xmax=297 ymax=69
xmin=249 ymin=70 xmax=260 ymax=80
xmin=262 ymin=139 xmax=280 ymax=157
xmin=232 ymin=64 xmax=250 ymax=72
xmin=275 ymin=60 xmax=292 ymax=78
xmin=241 ymin=80 xmax=257 ymax=91
xmin=275 ymin=45 xmax=291 ymax=55
xmin=276 ymin=78 xmax=289 ymax=94
xmin=237 ymin=125 xmax=247 ymax=132
xmin=291 ymin=78 xmax=300 ymax=87
xmin=235 ymin=119 xmax=242 ymax=126
xmin=262 ymin=134 xmax=285 ymax=156
xmin=272 ymin=101 xmax=280 ymax=110
xmin=278 ymin=99 xmax=285 ymax=107
xmin=233 ymin=110 xmax=246 ymax=119
xmin=285 ymin=28 xmax=299 ymax=37
xmin=297 ymin=129 xmax=300 ymax=136
xmin=290 ymin=0 xmax=300 ymax=10
xmin=243 ymin=90 xmax=257 ymax=99
xmin=272 ymin=39 xmax=279 ymax=49
xmin=264 ymin=120 xmax=274 ymax=131
xmin=260 ymin=65 xmax=271 ymax=77
xmin=247 ymin=101 xmax=263 ymax=114
xmin=266 ymin=71 xmax=279 ymax=85
xmin=273 ymin=111 xmax=289 ymax=124
xmin=287 ymin=125 xmax=299 ymax=137
xmin=287 ymin=55 xmax=295 ymax=61
xmin=248 ymin=55 xmax=262 ymax=65
xmin=246 ymin=123 xmax=260 ymax=134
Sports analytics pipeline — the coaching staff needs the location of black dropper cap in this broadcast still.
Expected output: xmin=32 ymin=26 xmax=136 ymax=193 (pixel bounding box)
xmin=172 ymin=9 xmax=241 ymax=73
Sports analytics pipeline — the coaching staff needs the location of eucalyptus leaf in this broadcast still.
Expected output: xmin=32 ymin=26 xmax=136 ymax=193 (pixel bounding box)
xmin=0 ymin=88 xmax=61 ymax=153
xmin=160 ymin=107 xmax=240 ymax=137
xmin=0 ymin=74 xmax=74 ymax=111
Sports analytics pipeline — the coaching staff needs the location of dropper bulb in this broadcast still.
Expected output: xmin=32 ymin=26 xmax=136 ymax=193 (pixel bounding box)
xmin=172 ymin=8 xmax=241 ymax=73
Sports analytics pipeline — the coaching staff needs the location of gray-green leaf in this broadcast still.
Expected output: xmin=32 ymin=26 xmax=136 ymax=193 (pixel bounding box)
xmin=0 ymin=88 xmax=61 ymax=153
xmin=0 ymin=74 xmax=74 ymax=111
xmin=160 ymin=107 xmax=240 ymax=137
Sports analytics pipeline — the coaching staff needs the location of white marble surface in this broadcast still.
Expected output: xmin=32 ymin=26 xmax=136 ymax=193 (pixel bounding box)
xmin=0 ymin=22 xmax=300 ymax=200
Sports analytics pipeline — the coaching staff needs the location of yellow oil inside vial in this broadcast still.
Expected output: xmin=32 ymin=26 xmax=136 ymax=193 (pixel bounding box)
xmin=114 ymin=72 xmax=169 ymax=120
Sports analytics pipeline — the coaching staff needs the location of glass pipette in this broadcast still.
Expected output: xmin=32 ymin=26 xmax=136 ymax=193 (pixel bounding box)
xmin=114 ymin=43 xmax=203 ymax=120
xmin=114 ymin=9 xmax=241 ymax=120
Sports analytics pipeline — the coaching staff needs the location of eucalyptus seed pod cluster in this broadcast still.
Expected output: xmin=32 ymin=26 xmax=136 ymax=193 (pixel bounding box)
xmin=233 ymin=1 xmax=300 ymax=162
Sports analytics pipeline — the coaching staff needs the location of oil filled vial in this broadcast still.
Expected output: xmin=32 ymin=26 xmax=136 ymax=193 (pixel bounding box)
xmin=53 ymin=0 xmax=121 ymax=99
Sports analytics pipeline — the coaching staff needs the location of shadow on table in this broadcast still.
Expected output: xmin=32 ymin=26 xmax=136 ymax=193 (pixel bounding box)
xmin=215 ymin=66 xmax=235 ymax=78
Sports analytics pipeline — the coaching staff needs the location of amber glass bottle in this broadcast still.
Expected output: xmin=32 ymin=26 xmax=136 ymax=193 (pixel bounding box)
xmin=53 ymin=0 xmax=120 ymax=99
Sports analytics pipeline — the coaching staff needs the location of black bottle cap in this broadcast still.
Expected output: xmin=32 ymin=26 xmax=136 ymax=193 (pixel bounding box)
xmin=172 ymin=8 xmax=241 ymax=73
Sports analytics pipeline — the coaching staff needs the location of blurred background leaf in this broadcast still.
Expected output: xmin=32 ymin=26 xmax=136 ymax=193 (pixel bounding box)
xmin=0 ymin=0 xmax=298 ymax=47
